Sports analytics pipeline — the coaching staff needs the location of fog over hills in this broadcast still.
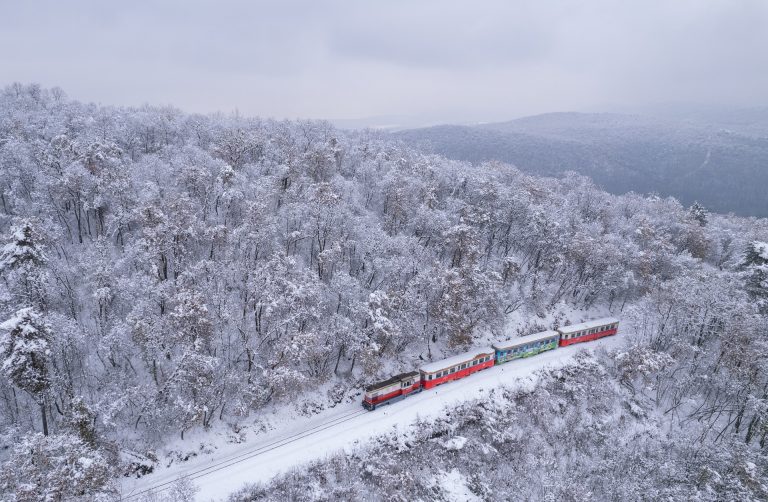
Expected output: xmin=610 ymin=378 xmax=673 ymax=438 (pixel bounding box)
xmin=394 ymin=111 xmax=768 ymax=217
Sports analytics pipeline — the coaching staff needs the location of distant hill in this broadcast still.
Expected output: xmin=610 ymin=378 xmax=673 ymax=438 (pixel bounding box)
xmin=394 ymin=112 xmax=768 ymax=217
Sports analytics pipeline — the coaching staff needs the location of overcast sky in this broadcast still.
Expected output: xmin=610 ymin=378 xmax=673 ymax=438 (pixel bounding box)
xmin=2 ymin=0 xmax=767 ymax=125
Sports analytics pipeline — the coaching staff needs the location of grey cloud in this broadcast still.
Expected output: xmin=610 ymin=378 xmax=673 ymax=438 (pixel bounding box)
xmin=327 ymin=1 xmax=552 ymax=69
xmin=0 ymin=0 xmax=766 ymax=121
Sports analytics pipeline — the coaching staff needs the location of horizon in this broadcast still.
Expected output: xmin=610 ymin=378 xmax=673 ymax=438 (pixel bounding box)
xmin=7 ymin=81 xmax=768 ymax=132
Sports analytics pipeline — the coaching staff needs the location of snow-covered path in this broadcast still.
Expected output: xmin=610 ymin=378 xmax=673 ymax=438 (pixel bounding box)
xmin=121 ymin=333 xmax=626 ymax=501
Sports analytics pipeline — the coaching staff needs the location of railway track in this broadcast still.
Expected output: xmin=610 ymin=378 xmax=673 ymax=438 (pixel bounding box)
xmin=121 ymin=408 xmax=368 ymax=500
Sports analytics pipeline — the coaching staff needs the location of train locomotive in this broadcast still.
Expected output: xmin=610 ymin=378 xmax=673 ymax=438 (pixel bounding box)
xmin=362 ymin=317 xmax=619 ymax=411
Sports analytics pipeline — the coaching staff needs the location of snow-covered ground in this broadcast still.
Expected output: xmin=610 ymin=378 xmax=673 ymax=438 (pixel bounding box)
xmin=120 ymin=332 xmax=626 ymax=501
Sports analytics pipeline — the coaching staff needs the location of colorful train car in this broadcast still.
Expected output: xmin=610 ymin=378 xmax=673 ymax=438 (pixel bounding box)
xmin=362 ymin=371 xmax=421 ymax=410
xmin=492 ymin=330 xmax=560 ymax=364
xmin=557 ymin=317 xmax=619 ymax=347
xmin=419 ymin=347 xmax=495 ymax=390
xmin=362 ymin=317 xmax=620 ymax=411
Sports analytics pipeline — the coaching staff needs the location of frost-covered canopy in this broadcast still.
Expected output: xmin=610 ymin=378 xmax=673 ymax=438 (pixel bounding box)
xmin=0 ymin=84 xmax=766 ymax=499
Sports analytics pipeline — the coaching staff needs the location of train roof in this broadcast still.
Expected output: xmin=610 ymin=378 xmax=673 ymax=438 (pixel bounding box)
xmin=365 ymin=371 xmax=420 ymax=392
xmin=558 ymin=317 xmax=619 ymax=333
xmin=492 ymin=330 xmax=560 ymax=350
xmin=419 ymin=346 xmax=495 ymax=374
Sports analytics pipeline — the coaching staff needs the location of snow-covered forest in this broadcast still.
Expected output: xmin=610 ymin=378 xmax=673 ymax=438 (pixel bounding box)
xmin=0 ymin=83 xmax=767 ymax=499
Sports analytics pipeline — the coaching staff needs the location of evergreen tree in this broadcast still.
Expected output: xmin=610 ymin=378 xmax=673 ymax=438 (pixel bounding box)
xmin=688 ymin=201 xmax=709 ymax=227
xmin=0 ymin=307 xmax=52 ymax=434
xmin=0 ymin=219 xmax=48 ymax=309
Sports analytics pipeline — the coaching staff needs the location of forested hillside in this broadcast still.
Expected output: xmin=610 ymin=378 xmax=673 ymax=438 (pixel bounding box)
xmin=394 ymin=112 xmax=768 ymax=217
xmin=0 ymin=84 xmax=767 ymax=499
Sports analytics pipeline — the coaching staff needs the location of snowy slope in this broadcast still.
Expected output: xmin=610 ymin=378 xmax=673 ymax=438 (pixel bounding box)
xmin=120 ymin=332 xmax=627 ymax=501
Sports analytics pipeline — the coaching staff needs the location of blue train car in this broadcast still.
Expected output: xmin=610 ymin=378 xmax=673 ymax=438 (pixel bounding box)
xmin=492 ymin=330 xmax=560 ymax=364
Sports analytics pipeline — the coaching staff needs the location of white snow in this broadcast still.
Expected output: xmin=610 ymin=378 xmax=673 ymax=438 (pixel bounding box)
xmin=431 ymin=469 xmax=482 ymax=502
xmin=119 ymin=332 xmax=625 ymax=501
xmin=754 ymin=241 xmax=768 ymax=260
xmin=440 ymin=436 xmax=467 ymax=451
xmin=419 ymin=346 xmax=495 ymax=373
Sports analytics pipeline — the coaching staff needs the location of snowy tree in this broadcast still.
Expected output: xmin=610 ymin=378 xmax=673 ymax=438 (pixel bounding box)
xmin=688 ymin=201 xmax=709 ymax=226
xmin=0 ymin=307 xmax=52 ymax=435
xmin=0 ymin=219 xmax=48 ymax=309
xmin=63 ymin=395 xmax=98 ymax=447
xmin=742 ymin=241 xmax=768 ymax=313
xmin=0 ymin=432 xmax=114 ymax=500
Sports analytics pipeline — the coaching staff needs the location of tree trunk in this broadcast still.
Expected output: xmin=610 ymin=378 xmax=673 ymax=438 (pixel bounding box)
xmin=41 ymin=399 xmax=49 ymax=436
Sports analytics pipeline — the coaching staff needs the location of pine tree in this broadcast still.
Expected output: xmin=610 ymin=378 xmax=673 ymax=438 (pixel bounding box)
xmin=0 ymin=219 xmax=48 ymax=309
xmin=0 ymin=307 xmax=52 ymax=434
xmin=688 ymin=201 xmax=709 ymax=227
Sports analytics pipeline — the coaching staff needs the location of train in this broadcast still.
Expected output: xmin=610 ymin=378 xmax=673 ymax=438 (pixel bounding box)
xmin=362 ymin=317 xmax=619 ymax=410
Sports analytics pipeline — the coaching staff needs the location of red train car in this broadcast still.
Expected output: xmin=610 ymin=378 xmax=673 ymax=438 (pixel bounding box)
xmin=419 ymin=347 xmax=495 ymax=390
xmin=558 ymin=317 xmax=619 ymax=347
xmin=362 ymin=371 xmax=421 ymax=410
